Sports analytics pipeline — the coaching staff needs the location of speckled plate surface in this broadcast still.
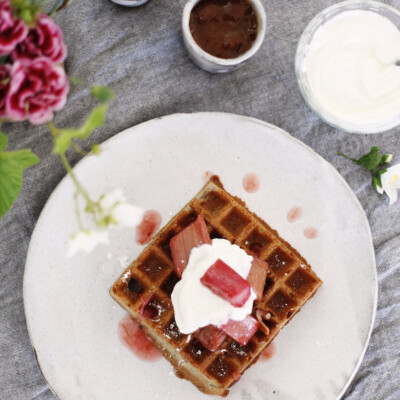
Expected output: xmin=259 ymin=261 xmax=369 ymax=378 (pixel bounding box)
xmin=23 ymin=113 xmax=377 ymax=400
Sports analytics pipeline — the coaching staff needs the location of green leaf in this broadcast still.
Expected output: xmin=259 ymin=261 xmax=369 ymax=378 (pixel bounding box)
xmin=0 ymin=149 xmax=39 ymax=218
xmin=354 ymin=147 xmax=382 ymax=170
xmin=91 ymin=86 xmax=115 ymax=102
xmin=0 ymin=132 xmax=8 ymax=152
xmin=339 ymin=147 xmax=384 ymax=170
xmin=373 ymin=175 xmax=384 ymax=195
xmin=376 ymin=169 xmax=388 ymax=176
xmin=20 ymin=9 xmax=33 ymax=23
xmin=53 ymin=104 xmax=108 ymax=154
xmin=10 ymin=0 xmax=41 ymax=24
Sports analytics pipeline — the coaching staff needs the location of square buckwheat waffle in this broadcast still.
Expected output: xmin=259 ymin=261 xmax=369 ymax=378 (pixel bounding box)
xmin=110 ymin=176 xmax=322 ymax=396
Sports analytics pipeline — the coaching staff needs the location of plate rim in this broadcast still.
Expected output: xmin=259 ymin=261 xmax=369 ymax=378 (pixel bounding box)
xmin=23 ymin=111 xmax=378 ymax=400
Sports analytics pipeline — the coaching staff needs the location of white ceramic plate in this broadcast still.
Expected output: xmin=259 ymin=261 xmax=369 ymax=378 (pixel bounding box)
xmin=24 ymin=113 xmax=377 ymax=400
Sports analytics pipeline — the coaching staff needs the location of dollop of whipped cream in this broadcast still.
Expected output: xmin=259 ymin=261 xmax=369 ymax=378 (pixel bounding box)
xmin=304 ymin=10 xmax=400 ymax=126
xmin=171 ymin=238 xmax=255 ymax=334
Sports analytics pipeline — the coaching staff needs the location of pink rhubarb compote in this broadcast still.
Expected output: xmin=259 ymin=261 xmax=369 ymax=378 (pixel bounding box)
xmin=6 ymin=57 xmax=69 ymax=125
xmin=11 ymin=14 xmax=67 ymax=64
xmin=118 ymin=314 xmax=161 ymax=361
xmin=0 ymin=0 xmax=28 ymax=55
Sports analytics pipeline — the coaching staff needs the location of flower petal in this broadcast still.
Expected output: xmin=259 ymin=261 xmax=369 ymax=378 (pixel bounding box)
xmin=68 ymin=230 xmax=109 ymax=256
xmin=112 ymin=203 xmax=144 ymax=228
xmin=381 ymin=163 xmax=400 ymax=205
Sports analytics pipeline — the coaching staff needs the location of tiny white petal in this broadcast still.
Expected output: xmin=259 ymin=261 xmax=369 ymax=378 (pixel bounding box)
xmin=380 ymin=163 xmax=400 ymax=205
xmin=111 ymin=203 xmax=144 ymax=227
xmin=385 ymin=154 xmax=393 ymax=163
xmin=376 ymin=184 xmax=384 ymax=195
xmin=68 ymin=230 xmax=109 ymax=256
xmin=99 ymin=189 xmax=126 ymax=212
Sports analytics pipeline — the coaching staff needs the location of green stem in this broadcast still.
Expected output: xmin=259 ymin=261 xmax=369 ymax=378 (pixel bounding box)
xmin=337 ymin=152 xmax=357 ymax=163
xmin=48 ymin=122 xmax=104 ymax=227
xmin=71 ymin=141 xmax=87 ymax=156
xmin=59 ymin=152 xmax=95 ymax=209
xmin=48 ymin=121 xmax=59 ymax=138
xmin=49 ymin=0 xmax=70 ymax=16
xmin=74 ymin=191 xmax=83 ymax=230
xmin=69 ymin=76 xmax=89 ymax=88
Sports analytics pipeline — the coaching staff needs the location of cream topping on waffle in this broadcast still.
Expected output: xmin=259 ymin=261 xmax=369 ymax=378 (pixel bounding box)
xmin=171 ymin=238 xmax=256 ymax=334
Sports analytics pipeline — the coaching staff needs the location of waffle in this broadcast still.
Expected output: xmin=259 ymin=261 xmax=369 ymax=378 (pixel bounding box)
xmin=110 ymin=176 xmax=322 ymax=396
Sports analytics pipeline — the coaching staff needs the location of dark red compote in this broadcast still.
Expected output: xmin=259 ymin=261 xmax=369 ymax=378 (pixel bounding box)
xmin=189 ymin=0 xmax=258 ymax=59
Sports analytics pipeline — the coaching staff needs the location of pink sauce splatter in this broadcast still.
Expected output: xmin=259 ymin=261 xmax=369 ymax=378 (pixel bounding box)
xmin=118 ymin=314 xmax=162 ymax=361
xmin=287 ymin=206 xmax=303 ymax=223
xmin=260 ymin=342 xmax=276 ymax=361
xmin=203 ymin=171 xmax=214 ymax=183
xmin=243 ymin=173 xmax=260 ymax=193
xmin=136 ymin=210 xmax=162 ymax=245
xmin=304 ymin=227 xmax=318 ymax=239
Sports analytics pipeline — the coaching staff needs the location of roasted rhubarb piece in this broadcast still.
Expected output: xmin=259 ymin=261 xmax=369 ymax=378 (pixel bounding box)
xmin=220 ymin=315 xmax=260 ymax=346
xmin=200 ymin=258 xmax=252 ymax=307
xmin=194 ymin=325 xmax=226 ymax=352
xmin=139 ymin=293 xmax=155 ymax=318
xmin=170 ymin=214 xmax=211 ymax=277
xmin=247 ymin=257 xmax=270 ymax=301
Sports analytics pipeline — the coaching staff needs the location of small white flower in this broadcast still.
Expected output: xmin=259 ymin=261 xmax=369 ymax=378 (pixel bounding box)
xmin=68 ymin=189 xmax=144 ymax=257
xmin=112 ymin=202 xmax=144 ymax=227
xmin=99 ymin=189 xmax=144 ymax=228
xmin=383 ymin=154 xmax=393 ymax=163
xmin=376 ymin=183 xmax=384 ymax=195
xmin=381 ymin=163 xmax=400 ymax=205
xmin=68 ymin=230 xmax=109 ymax=256
xmin=99 ymin=189 xmax=125 ymax=212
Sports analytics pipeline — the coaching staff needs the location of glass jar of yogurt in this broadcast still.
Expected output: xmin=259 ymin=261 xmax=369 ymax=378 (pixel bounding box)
xmin=295 ymin=0 xmax=400 ymax=134
xmin=110 ymin=0 xmax=150 ymax=6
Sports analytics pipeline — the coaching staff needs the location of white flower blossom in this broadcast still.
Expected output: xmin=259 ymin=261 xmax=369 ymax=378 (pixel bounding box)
xmin=99 ymin=189 xmax=144 ymax=227
xmin=112 ymin=202 xmax=144 ymax=227
xmin=68 ymin=230 xmax=109 ymax=256
xmin=68 ymin=189 xmax=145 ymax=256
xmin=381 ymin=163 xmax=400 ymax=205
xmin=99 ymin=189 xmax=125 ymax=211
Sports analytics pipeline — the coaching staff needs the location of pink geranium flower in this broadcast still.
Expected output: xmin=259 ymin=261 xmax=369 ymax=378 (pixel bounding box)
xmin=6 ymin=57 xmax=69 ymax=125
xmin=0 ymin=63 xmax=10 ymax=118
xmin=0 ymin=0 xmax=28 ymax=55
xmin=12 ymin=14 xmax=67 ymax=64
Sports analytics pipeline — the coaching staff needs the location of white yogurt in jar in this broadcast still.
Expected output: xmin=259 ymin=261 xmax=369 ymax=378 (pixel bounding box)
xmin=303 ymin=10 xmax=400 ymax=127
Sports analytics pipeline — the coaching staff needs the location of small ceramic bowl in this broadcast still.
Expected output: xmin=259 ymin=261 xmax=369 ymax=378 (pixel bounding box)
xmin=295 ymin=0 xmax=400 ymax=134
xmin=182 ymin=0 xmax=267 ymax=73
xmin=110 ymin=0 xmax=150 ymax=6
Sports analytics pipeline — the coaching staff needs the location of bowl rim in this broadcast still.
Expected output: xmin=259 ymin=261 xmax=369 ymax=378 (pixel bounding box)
xmin=295 ymin=0 xmax=400 ymax=134
xmin=110 ymin=0 xmax=150 ymax=6
xmin=182 ymin=0 xmax=267 ymax=66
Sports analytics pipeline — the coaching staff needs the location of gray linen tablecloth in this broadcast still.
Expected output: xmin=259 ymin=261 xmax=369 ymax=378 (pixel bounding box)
xmin=1 ymin=1 xmax=399 ymax=399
